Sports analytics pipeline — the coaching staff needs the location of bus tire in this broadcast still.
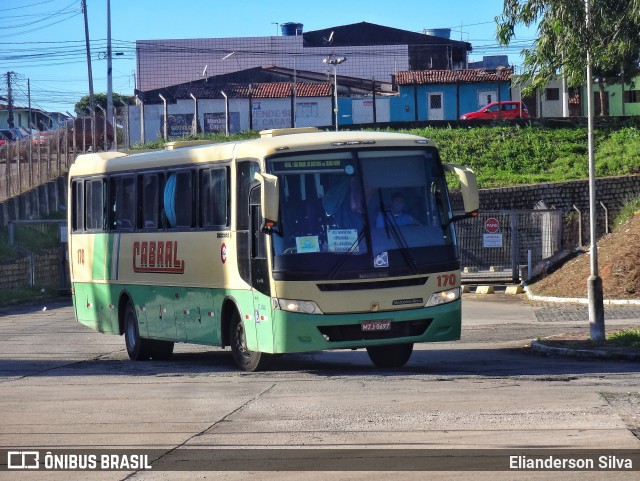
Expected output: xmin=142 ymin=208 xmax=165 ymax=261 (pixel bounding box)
xmin=230 ymin=310 xmax=272 ymax=372
xmin=148 ymin=340 xmax=174 ymax=361
xmin=366 ymin=343 xmax=414 ymax=368
xmin=124 ymin=302 xmax=151 ymax=361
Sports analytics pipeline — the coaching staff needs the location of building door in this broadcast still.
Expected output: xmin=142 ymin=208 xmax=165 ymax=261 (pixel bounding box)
xmin=427 ymin=92 xmax=444 ymax=120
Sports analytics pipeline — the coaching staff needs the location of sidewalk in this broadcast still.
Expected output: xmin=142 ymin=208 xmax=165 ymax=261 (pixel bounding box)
xmin=524 ymin=286 xmax=640 ymax=362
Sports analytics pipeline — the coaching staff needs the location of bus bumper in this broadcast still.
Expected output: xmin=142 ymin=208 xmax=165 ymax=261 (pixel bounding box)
xmin=270 ymin=299 xmax=461 ymax=353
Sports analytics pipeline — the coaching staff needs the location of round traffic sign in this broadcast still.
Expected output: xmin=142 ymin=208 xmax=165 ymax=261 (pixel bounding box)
xmin=485 ymin=217 xmax=500 ymax=233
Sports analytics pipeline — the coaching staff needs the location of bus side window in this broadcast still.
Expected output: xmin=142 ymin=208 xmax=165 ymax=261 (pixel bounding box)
xmin=109 ymin=176 xmax=135 ymax=230
xmin=71 ymin=180 xmax=84 ymax=232
xmin=85 ymin=178 xmax=106 ymax=232
xmin=200 ymin=167 xmax=229 ymax=228
xmin=174 ymin=170 xmax=194 ymax=228
xmin=139 ymin=173 xmax=161 ymax=229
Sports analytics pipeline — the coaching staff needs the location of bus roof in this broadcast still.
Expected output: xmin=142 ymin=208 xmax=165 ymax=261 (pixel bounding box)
xmin=68 ymin=130 xmax=436 ymax=177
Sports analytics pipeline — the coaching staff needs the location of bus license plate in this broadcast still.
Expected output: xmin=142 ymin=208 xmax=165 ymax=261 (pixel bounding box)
xmin=361 ymin=320 xmax=391 ymax=332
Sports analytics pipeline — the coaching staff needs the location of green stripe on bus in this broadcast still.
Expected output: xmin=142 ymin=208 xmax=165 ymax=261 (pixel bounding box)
xmin=92 ymin=234 xmax=107 ymax=280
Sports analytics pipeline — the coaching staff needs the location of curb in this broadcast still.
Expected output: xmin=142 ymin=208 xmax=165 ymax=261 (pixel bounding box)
xmin=530 ymin=340 xmax=640 ymax=362
xmin=522 ymin=283 xmax=640 ymax=306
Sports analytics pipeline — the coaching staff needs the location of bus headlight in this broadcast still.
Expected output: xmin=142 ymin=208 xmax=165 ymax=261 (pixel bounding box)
xmin=272 ymin=298 xmax=324 ymax=315
xmin=427 ymin=288 xmax=461 ymax=306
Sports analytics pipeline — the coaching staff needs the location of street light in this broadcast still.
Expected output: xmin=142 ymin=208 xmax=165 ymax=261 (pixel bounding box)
xmin=323 ymin=56 xmax=347 ymax=131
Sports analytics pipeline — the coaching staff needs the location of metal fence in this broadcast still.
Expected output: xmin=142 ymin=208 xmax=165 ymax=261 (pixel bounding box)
xmin=457 ymin=210 xmax=564 ymax=283
xmin=2 ymin=219 xmax=69 ymax=291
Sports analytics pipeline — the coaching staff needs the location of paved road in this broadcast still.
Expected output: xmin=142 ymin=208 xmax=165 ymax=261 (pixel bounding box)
xmin=0 ymin=294 xmax=638 ymax=480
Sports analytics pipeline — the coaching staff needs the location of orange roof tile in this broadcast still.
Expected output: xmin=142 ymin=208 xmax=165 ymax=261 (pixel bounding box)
xmin=395 ymin=68 xmax=513 ymax=85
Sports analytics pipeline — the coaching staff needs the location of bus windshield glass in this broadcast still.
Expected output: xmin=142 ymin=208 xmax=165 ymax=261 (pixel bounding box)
xmin=267 ymin=148 xmax=457 ymax=280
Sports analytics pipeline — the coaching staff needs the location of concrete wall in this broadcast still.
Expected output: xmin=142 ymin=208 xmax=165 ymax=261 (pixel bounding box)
xmin=0 ymin=247 xmax=65 ymax=290
xmin=452 ymin=173 xmax=640 ymax=245
xmin=128 ymin=97 xmax=334 ymax=143
xmin=0 ymin=175 xmax=68 ymax=228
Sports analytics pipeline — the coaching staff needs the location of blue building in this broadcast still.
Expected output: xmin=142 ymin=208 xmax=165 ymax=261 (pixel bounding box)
xmin=391 ymin=69 xmax=513 ymax=121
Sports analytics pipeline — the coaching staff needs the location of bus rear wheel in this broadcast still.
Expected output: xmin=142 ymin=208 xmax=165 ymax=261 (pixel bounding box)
xmin=230 ymin=311 xmax=272 ymax=372
xmin=366 ymin=343 xmax=414 ymax=368
xmin=124 ymin=301 xmax=151 ymax=361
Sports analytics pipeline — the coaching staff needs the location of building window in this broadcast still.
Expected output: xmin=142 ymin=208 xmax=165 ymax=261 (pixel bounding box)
xmin=545 ymin=88 xmax=560 ymax=101
xmin=296 ymin=102 xmax=319 ymax=118
xmin=623 ymin=90 xmax=640 ymax=103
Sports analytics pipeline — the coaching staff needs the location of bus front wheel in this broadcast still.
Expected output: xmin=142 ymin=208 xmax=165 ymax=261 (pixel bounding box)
xmin=230 ymin=311 xmax=272 ymax=372
xmin=124 ymin=302 xmax=151 ymax=361
xmin=366 ymin=343 xmax=414 ymax=368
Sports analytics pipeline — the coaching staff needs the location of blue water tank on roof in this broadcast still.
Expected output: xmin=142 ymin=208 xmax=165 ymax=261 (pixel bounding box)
xmin=424 ymin=28 xmax=451 ymax=39
xmin=281 ymin=22 xmax=303 ymax=36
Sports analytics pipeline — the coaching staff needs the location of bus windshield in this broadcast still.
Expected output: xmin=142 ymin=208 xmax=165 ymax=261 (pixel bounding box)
xmin=268 ymin=148 xmax=458 ymax=280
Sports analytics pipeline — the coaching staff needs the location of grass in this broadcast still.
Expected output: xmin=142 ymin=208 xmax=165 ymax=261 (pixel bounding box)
xmin=0 ymin=220 xmax=62 ymax=262
xmin=613 ymin=196 xmax=640 ymax=229
xmin=607 ymin=329 xmax=640 ymax=347
xmin=128 ymin=124 xmax=640 ymax=189
xmin=0 ymin=287 xmax=66 ymax=309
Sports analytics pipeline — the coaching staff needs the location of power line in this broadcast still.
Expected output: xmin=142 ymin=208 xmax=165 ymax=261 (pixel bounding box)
xmin=0 ymin=0 xmax=80 ymax=30
xmin=2 ymin=0 xmax=56 ymax=13
xmin=0 ymin=12 xmax=81 ymax=40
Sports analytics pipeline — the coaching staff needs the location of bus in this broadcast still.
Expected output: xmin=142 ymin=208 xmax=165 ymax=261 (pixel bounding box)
xmin=68 ymin=128 xmax=478 ymax=371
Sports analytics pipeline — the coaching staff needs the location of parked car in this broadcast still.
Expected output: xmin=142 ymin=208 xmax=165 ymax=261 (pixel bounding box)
xmin=0 ymin=128 xmax=30 ymax=162
xmin=460 ymin=101 xmax=529 ymax=120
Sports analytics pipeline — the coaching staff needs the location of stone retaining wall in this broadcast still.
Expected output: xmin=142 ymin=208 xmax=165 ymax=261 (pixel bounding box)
xmin=0 ymin=248 xmax=66 ymax=290
xmin=452 ymin=174 xmax=640 ymax=245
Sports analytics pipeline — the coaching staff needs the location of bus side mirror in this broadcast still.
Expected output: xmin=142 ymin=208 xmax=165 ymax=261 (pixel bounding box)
xmin=254 ymin=172 xmax=279 ymax=233
xmin=444 ymin=163 xmax=479 ymax=220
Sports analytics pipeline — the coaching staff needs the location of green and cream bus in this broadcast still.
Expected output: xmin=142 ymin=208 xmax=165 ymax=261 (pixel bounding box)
xmin=68 ymin=128 xmax=478 ymax=371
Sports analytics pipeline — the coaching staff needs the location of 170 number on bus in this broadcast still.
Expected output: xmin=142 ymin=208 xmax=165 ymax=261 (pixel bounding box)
xmin=436 ymin=274 xmax=456 ymax=287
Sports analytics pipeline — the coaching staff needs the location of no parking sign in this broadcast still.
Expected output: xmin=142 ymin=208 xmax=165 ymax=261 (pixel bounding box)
xmin=483 ymin=217 xmax=503 ymax=248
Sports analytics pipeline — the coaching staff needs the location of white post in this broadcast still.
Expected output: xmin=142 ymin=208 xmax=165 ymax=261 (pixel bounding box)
xmin=221 ymin=91 xmax=229 ymax=136
xmin=585 ymin=0 xmax=605 ymax=341
xmin=159 ymin=93 xmax=167 ymax=141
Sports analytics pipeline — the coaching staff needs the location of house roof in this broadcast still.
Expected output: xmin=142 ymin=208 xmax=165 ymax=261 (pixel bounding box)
xmin=136 ymin=65 xmax=391 ymax=104
xmin=137 ymin=80 xmax=332 ymax=104
xmin=304 ymin=21 xmax=472 ymax=51
xmin=395 ymin=68 xmax=513 ymax=85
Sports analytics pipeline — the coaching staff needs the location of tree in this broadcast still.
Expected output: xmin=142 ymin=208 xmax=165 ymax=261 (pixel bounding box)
xmin=497 ymin=0 xmax=640 ymax=115
xmin=74 ymin=92 xmax=135 ymax=115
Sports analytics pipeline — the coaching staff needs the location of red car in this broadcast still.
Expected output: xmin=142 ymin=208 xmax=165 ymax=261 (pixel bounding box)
xmin=460 ymin=101 xmax=529 ymax=120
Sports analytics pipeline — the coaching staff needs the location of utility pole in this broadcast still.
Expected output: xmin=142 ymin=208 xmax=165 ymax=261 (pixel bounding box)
xmin=6 ymin=72 xmax=15 ymax=128
xmin=81 ymin=0 xmax=96 ymax=151
xmin=585 ymin=0 xmax=605 ymax=341
xmin=106 ymin=0 xmax=114 ymax=149
xmin=28 ymin=79 xmax=33 ymax=182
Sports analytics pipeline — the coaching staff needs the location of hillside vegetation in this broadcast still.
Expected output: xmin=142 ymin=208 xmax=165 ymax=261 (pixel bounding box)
xmin=134 ymin=123 xmax=640 ymax=188
xmin=400 ymin=124 xmax=640 ymax=187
